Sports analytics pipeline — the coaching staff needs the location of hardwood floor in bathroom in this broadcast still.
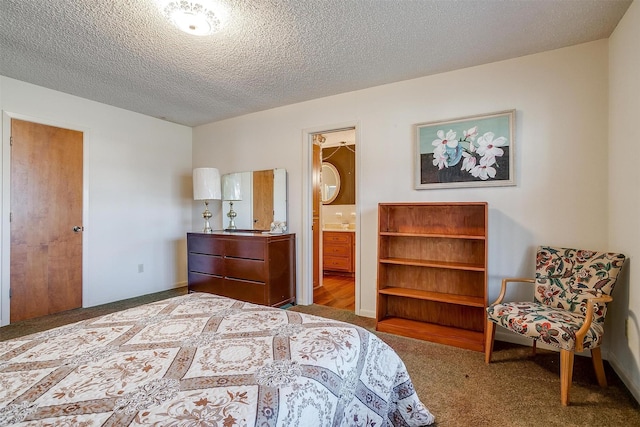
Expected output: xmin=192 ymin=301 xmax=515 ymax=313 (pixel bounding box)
xmin=313 ymin=274 xmax=355 ymax=311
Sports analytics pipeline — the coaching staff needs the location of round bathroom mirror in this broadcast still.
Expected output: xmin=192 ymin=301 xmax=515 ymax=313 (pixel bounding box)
xmin=321 ymin=162 xmax=340 ymax=204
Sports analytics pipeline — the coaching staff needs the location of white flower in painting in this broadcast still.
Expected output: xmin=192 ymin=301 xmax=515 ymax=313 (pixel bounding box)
xmin=464 ymin=126 xmax=478 ymax=141
xmin=432 ymin=129 xmax=458 ymax=149
xmin=427 ymin=122 xmax=508 ymax=181
xmin=432 ymin=149 xmax=448 ymax=170
xmin=481 ymin=155 xmax=497 ymax=167
xmin=476 ymin=132 xmax=506 ymax=159
xmin=470 ymin=156 xmax=497 ymax=180
xmin=461 ymin=151 xmax=476 ymax=172
xmin=470 ymin=164 xmax=496 ymax=180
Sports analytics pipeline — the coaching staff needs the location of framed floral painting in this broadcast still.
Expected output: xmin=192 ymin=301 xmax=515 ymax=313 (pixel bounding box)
xmin=415 ymin=109 xmax=515 ymax=189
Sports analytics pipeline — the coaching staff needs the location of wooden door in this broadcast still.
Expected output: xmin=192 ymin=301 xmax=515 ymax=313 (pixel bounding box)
xmin=312 ymin=143 xmax=321 ymax=288
xmin=10 ymin=119 xmax=83 ymax=322
xmin=252 ymin=169 xmax=274 ymax=230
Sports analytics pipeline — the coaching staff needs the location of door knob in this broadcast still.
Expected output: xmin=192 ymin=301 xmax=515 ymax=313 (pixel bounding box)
xmin=73 ymin=226 xmax=83 ymax=233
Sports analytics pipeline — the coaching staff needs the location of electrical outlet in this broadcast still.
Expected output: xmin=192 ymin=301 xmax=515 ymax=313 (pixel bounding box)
xmin=138 ymin=264 xmax=144 ymax=273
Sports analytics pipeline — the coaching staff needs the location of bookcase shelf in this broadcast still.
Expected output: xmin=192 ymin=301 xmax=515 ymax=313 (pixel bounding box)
xmin=378 ymin=287 xmax=485 ymax=307
xmin=379 ymin=232 xmax=486 ymax=240
xmin=376 ymin=202 xmax=488 ymax=352
xmin=376 ymin=317 xmax=485 ymax=352
xmin=379 ymin=257 xmax=485 ymax=271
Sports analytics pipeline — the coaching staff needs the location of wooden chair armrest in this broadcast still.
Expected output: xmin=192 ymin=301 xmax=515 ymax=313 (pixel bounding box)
xmin=574 ymin=295 xmax=613 ymax=352
xmin=490 ymin=277 xmax=536 ymax=306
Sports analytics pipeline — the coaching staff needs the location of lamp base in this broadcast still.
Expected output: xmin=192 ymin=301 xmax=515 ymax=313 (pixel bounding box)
xmin=226 ymin=201 xmax=237 ymax=230
xmin=202 ymin=200 xmax=213 ymax=233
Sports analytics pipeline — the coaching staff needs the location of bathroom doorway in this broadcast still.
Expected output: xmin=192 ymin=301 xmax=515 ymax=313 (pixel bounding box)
xmin=312 ymin=129 xmax=356 ymax=311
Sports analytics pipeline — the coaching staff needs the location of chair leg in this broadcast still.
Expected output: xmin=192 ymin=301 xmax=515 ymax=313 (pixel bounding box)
xmin=485 ymin=320 xmax=496 ymax=364
xmin=560 ymin=349 xmax=575 ymax=406
xmin=532 ymin=339 xmax=537 ymax=356
xmin=591 ymin=347 xmax=608 ymax=387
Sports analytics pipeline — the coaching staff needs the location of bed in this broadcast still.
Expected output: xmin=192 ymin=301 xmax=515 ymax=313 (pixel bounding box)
xmin=0 ymin=292 xmax=434 ymax=426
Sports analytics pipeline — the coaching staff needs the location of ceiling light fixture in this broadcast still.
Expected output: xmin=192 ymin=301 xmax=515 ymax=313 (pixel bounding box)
xmin=162 ymin=1 xmax=222 ymax=36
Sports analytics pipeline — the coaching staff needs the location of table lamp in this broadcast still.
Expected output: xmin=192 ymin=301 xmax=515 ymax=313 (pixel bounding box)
xmin=193 ymin=167 xmax=221 ymax=233
xmin=222 ymin=173 xmax=242 ymax=230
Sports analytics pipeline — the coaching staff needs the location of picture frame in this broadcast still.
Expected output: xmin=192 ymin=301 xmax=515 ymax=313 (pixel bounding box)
xmin=415 ymin=109 xmax=515 ymax=190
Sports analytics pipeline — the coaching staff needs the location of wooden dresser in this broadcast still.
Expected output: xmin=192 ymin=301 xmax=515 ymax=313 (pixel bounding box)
xmin=323 ymin=230 xmax=355 ymax=275
xmin=187 ymin=232 xmax=296 ymax=307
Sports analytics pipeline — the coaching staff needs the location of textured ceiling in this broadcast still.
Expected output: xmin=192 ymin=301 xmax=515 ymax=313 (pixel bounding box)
xmin=0 ymin=0 xmax=632 ymax=127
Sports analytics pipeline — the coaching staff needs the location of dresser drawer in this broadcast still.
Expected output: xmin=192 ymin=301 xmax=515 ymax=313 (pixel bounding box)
xmin=225 ymin=258 xmax=265 ymax=282
xmin=323 ymin=232 xmax=351 ymax=244
xmin=224 ymin=278 xmax=267 ymax=305
xmin=323 ymin=244 xmax=351 ymax=257
xmin=189 ymin=274 xmax=265 ymax=305
xmin=189 ymin=253 xmax=224 ymax=275
xmin=323 ymin=256 xmax=351 ymax=271
xmin=225 ymin=239 xmax=265 ymax=260
xmin=188 ymin=235 xmax=224 ymax=255
xmin=188 ymin=272 xmax=224 ymax=293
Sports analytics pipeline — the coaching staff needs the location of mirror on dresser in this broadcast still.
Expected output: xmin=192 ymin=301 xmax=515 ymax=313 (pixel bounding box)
xmin=220 ymin=168 xmax=287 ymax=231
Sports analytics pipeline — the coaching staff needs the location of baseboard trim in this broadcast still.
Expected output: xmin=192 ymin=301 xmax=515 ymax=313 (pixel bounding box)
xmin=357 ymin=308 xmax=375 ymax=319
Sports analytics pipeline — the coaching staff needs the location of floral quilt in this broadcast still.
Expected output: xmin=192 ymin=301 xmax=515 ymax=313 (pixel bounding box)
xmin=0 ymin=293 xmax=434 ymax=426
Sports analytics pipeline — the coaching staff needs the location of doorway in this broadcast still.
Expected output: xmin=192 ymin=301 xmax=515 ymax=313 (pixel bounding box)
xmin=312 ymin=129 xmax=356 ymax=311
xmin=9 ymin=118 xmax=84 ymax=322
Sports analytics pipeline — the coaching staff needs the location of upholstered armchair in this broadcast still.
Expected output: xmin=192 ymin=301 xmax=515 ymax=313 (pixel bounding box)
xmin=485 ymin=246 xmax=626 ymax=405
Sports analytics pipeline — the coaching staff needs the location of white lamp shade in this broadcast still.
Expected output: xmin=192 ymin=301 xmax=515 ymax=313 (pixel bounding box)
xmin=222 ymin=173 xmax=242 ymax=201
xmin=193 ymin=168 xmax=221 ymax=200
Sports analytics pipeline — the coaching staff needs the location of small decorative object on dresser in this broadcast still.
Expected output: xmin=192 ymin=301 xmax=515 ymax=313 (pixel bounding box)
xmin=269 ymin=220 xmax=287 ymax=233
xmin=187 ymin=231 xmax=296 ymax=307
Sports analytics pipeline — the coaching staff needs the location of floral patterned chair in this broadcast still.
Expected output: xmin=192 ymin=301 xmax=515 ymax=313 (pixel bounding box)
xmin=485 ymin=246 xmax=626 ymax=405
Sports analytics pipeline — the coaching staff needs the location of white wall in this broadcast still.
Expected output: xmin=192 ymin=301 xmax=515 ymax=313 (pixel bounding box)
xmin=0 ymin=77 xmax=193 ymax=324
xmin=608 ymin=0 xmax=640 ymax=403
xmin=194 ymin=40 xmax=611 ymax=307
xmin=193 ymin=39 xmax=640 ymax=394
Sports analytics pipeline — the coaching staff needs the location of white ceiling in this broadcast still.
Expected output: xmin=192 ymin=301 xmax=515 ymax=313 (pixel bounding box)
xmin=0 ymin=0 xmax=632 ymax=127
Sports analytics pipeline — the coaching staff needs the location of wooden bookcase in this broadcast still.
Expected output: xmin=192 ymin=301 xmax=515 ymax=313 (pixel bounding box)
xmin=376 ymin=202 xmax=488 ymax=352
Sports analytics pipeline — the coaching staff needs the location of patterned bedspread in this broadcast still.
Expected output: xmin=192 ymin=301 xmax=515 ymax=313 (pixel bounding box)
xmin=0 ymin=293 xmax=434 ymax=426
